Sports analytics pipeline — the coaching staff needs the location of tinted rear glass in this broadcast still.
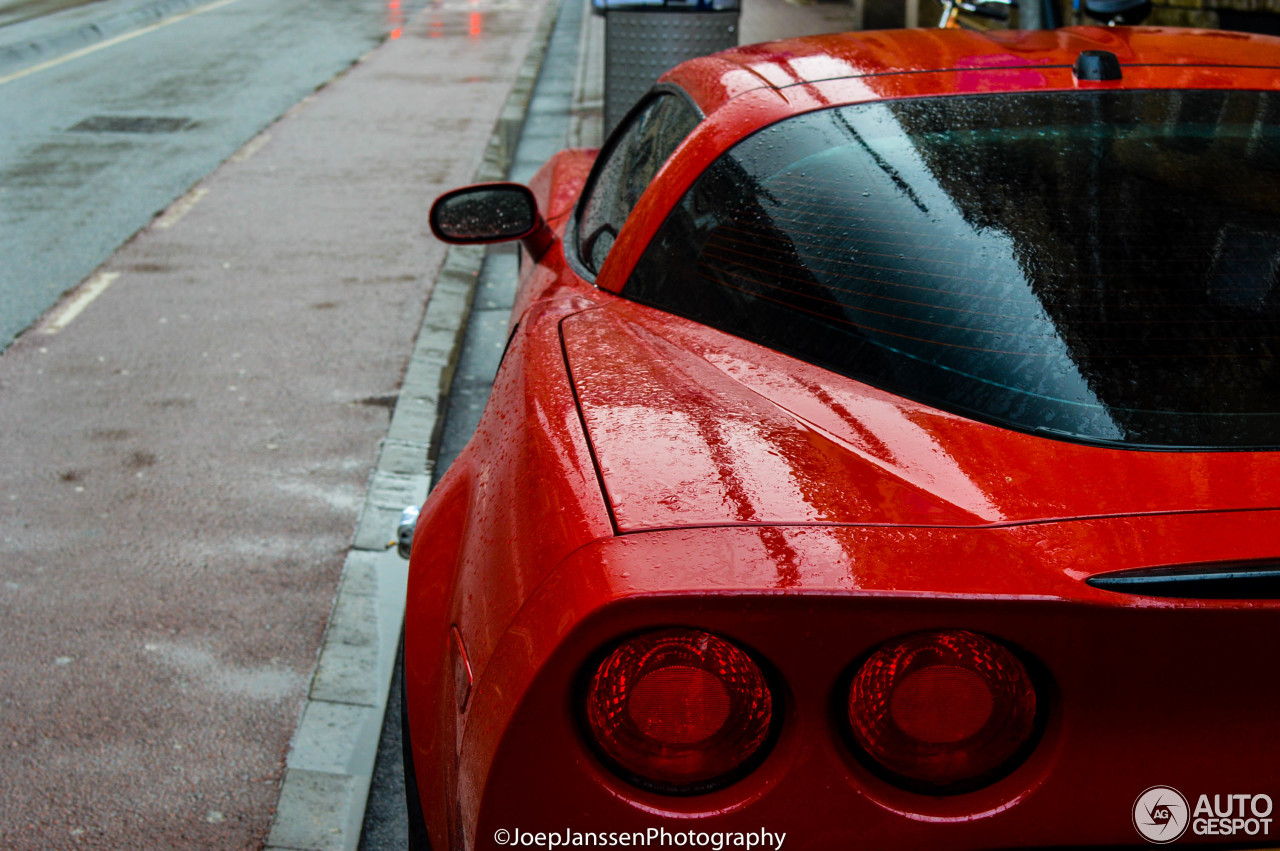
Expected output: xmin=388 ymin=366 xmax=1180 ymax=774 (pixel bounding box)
xmin=624 ymin=90 xmax=1280 ymax=449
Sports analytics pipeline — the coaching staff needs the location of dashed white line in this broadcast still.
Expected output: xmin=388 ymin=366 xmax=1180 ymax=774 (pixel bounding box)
xmin=228 ymin=131 xmax=272 ymax=163
xmin=0 ymin=0 xmax=243 ymax=87
xmin=153 ymin=187 xmax=209 ymax=229
xmin=42 ymin=271 xmax=120 ymax=335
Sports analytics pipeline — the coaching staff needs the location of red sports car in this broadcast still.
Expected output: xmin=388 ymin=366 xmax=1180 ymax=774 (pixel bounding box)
xmin=405 ymin=25 xmax=1280 ymax=850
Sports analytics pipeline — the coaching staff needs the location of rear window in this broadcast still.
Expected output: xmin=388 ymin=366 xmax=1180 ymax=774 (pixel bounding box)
xmin=624 ymin=89 xmax=1280 ymax=449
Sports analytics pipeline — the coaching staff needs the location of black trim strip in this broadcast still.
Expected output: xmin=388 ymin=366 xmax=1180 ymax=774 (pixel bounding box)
xmin=1088 ymin=560 xmax=1280 ymax=599
xmin=566 ymin=83 xmax=705 ymax=284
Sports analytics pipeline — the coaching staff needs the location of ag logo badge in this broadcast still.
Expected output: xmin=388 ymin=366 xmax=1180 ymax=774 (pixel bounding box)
xmin=1134 ymin=786 xmax=1190 ymax=844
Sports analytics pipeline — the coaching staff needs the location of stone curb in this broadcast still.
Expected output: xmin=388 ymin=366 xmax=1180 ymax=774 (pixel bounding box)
xmin=0 ymin=0 xmax=213 ymax=75
xmin=261 ymin=0 xmax=563 ymax=848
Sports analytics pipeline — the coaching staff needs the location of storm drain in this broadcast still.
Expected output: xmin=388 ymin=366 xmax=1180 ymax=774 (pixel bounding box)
xmin=68 ymin=116 xmax=193 ymax=133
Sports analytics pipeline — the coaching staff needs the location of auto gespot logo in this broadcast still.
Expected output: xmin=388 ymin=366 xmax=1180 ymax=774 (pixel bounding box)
xmin=1133 ymin=786 xmax=1274 ymax=844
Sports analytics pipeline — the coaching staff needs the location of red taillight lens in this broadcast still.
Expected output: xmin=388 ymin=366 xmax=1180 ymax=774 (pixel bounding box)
xmin=585 ymin=629 xmax=773 ymax=791
xmin=848 ymin=630 xmax=1038 ymax=792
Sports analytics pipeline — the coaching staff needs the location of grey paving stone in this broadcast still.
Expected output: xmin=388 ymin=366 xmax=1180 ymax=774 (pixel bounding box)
xmin=289 ymin=700 xmax=385 ymax=776
xmin=267 ymin=768 xmax=365 ymax=851
xmin=375 ymin=438 xmax=431 ymax=477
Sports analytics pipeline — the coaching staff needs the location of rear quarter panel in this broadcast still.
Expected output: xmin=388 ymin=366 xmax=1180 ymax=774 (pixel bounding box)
xmin=403 ymin=286 xmax=612 ymax=846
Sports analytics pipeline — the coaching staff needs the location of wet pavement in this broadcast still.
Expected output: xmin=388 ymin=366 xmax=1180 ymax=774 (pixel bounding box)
xmin=0 ymin=0 xmax=102 ymax=28
xmin=0 ymin=0 xmax=551 ymax=847
xmin=0 ymin=0 xmax=437 ymax=350
xmin=0 ymin=0 xmax=871 ymax=847
xmin=356 ymin=0 xmax=865 ymax=846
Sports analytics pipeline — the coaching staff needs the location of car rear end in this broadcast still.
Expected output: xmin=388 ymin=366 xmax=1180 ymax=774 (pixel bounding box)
xmin=455 ymin=515 xmax=1280 ymax=849
xmin=412 ymin=26 xmax=1280 ymax=849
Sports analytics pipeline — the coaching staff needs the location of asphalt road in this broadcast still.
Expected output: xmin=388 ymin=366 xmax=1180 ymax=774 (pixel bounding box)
xmin=0 ymin=0 xmax=426 ymax=350
xmin=0 ymin=0 xmax=550 ymax=844
xmin=0 ymin=0 xmax=868 ymax=845
xmin=0 ymin=0 xmax=101 ymax=28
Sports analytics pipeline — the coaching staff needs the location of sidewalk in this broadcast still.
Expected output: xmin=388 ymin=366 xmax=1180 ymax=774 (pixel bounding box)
xmin=355 ymin=0 xmax=873 ymax=846
xmin=275 ymin=0 xmax=871 ymax=845
xmin=0 ymin=0 xmax=873 ymax=847
xmin=0 ymin=0 xmax=553 ymax=848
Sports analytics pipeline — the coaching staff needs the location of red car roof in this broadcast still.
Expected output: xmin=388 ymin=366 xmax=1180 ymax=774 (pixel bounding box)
xmin=664 ymin=26 xmax=1280 ymax=116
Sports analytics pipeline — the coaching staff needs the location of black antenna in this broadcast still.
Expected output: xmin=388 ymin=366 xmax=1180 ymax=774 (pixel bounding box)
xmin=1074 ymin=49 xmax=1123 ymax=81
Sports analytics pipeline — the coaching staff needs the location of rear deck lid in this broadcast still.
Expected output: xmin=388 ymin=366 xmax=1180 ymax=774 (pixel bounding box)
xmin=562 ymin=305 xmax=1280 ymax=532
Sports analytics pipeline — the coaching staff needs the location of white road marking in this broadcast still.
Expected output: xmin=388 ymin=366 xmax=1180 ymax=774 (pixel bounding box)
xmin=153 ymin=187 xmax=209 ymax=229
xmin=281 ymin=93 xmax=316 ymax=120
xmin=0 ymin=0 xmax=243 ymax=87
xmin=41 ymin=271 xmax=120 ymax=335
xmin=228 ymin=131 xmax=272 ymax=163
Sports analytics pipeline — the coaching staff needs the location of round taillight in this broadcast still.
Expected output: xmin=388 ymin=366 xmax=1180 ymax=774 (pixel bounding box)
xmin=585 ymin=629 xmax=773 ymax=792
xmin=848 ymin=630 xmax=1038 ymax=792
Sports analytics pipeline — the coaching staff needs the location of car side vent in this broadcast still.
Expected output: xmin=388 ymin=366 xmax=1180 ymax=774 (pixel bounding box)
xmin=1088 ymin=561 xmax=1280 ymax=599
xmin=1074 ymin=50 xmax=1122 ymax=82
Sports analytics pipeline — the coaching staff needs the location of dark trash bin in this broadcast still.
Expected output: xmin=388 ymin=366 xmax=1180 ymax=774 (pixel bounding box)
xmin=594 ymin=0 xmax=740 ymax=134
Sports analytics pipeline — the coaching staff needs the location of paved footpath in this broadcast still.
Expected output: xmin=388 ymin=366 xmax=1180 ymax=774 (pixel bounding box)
xmin=354 ymin=0 xmax=866 ymax=844
xmin=0 ymin=0 xmax=551 ymax=847
xmin=0 ymin=0 xmax=867 ymax=846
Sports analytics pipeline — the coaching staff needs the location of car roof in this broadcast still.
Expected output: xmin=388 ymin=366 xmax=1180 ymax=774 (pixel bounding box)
xmin=662 ymin=26 xmax=1280 ymax=116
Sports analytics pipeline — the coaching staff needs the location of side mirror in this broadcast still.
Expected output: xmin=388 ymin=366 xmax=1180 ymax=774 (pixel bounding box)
xmin=429 ymin=182 xmax=553 ymax=258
